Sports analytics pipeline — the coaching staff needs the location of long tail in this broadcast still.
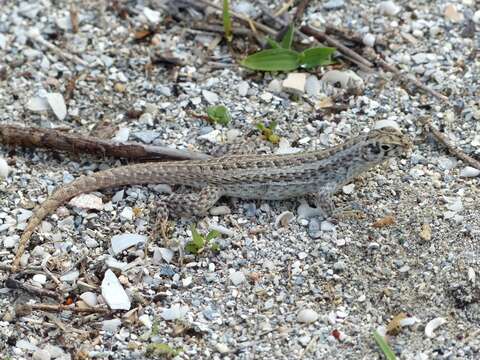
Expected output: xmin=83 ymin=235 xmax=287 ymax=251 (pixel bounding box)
xmin=12 ymin=163 xmax=179 ymax=271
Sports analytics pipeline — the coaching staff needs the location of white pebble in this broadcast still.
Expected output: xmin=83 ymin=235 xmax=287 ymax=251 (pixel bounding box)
xmin=161 ymin=304 xmax=188 ymax=321
xmin=378 ymin=1 xmax=401 ymax=16
xmin=143 ymin=7 xmax=162 ymax=24
xmin=80 ymin=291 xmax=98 ymax=307
xmin=342 ymin=183 xmax=355 ymax=194
xmin=209 ymin=206 xmax=231 ymax=216
xmin=362 ymin=33 xmax=376 ymax=47
xmin=237 ymin=81 xmax=249 ymax=96
xmin=425 ymin=317 xmax=447 ymax=338
xmin=215 ymin=343 xmax=230 ymax=353
xmin=69 ymin=193 xmax=103 ymax=211
xmin=102 ymin=318 xmax=122 ymax=333
xmin=202 ymin=89 xmax=219 ymax=104
xmin=267 ymin=79 xmax=282 ymax=93
xmin=32 ymin=274 xmax=47 ymax=285
xmin=473 ymin=10 xmax=480 ymax=24
xmin=101 ymin=269 xmax=131 ymax=310
xmin=60 ymin=270 xmax=79 ymax=283
xmin=46 ymin=92 xmax=67 ymax=121
xmin=111 ymin=233 xmax=147 ymax=255
xmin=275 ymin=211 xmax=294 ymax=228
xmin=139 ymin=314 xmax=152 ymax=329
xmin=32 ymin=349 xmax=51 ymax=360
xmin=282 ymin=72 xmax=307 ymax=94
xmin=321 ymin=221 xmax=336 ymax=232
xmin=373 ymin=120 xmax=401 ymax=131
xmin=0 ymin=158 xmax=9 ymax=178
xmin=297 ymin=309 xmax=319 ymax=323
xmin=321 ymin=70 xmax=363 ymax=90
xmin=26 ymin=96 xmax=49 ymax=112
xmin=305 ymin=75 xmax=321 ymax=97
xmin=113 ymin=127 xmax=130 ymax=142
xmin=119 ymin=207 xmax=133 ymax=221
xmin=3 ymin=236 xmax=17 ymax=249
xmin=460 ymin=166 xmax=480 ymax=178
xmin=229 ymin=270 xmax=246 ymax=285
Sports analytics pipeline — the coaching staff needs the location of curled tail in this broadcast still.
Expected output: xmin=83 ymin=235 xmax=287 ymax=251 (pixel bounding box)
xmin=12 ymin=163 xmax=170 ymax=271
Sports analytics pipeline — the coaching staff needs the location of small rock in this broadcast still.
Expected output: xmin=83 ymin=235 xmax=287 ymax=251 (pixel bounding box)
xmin=342 ymin=184 xmax=355 ymax=194
xmin=33 ymin=349 xmax=51 ymax=360
xmin=473 ymin=10 xmax=480 ymax=24
xmin=321 ymin=221 xmax=336 ymax=232
xmin=161 ymin=304 xmax=188 ymax=320
xmin=69 ymin=193 xmax=103 ymax=211
xmin=362 ymin=33 xmax=376 ymax=47
xmin=46 ymin=93 xmax=67 ymax=120
xmin=282 ymin=72 xmax=307 ymax=94
xmin=101 ymin=269 xmax=131 ymax=310
xmin=4 ymin=236 xmax=18 ymax=248
xmin=113 ymin=127 xmax=130 ymax=142
xmin=80 ymin=291 xmax=98 ymax=307
xmin=419 ymin=224 xmax=432 ymax=241
xmin=143 ymin=7 xmax=162 ymax=24
xmin=297 ymin=309 xmax=319 ymax=323
xmin=159 ymin=247 xmax=174 ymax=263
xmin=444 ymin=4 xmax=464 ymax=22
xmin=259 ymin=92 xmax=273 ymax=102
xmin=237 ymin=81 xmax=249 ymax=96
xmin=133 ymin=131 xmax=160 ymax=144
xmin=324 ymin=0 xmax=344 ymax=10
xmin=305 ymin=75 xmax=321 ymax=97
xmin=267 ymin=79 xmax=282 ymax=93
xmin=209 ymin=206 xmax=231 ymax=216
xmin=202 ymin=89 xmax=219 ymax=104
xmin=111 ymin=233 xmax=146 ymax=255
xmin=0 ymin=158 xmax=10 ymax=178
xmin=378 ymin=1 xmax=401 ymax=16
xmin=60 ymin=270 xmax=79 ymax=283
xmin=425 ymin=317 xmax=447 ymax=338
xmin=198 ymin=129 xmax=221 ymax=144
xmin=229 ymin=270 xmax=246 ymax=285
xmin=112 ymin=190 xmax=124 ymax=203
xmin=139 ymin=314 xmax=152 ymax=329
xmin=102 ymin=318 xmax=122 ymax=333
xmin=321 ymin=70 xmax=363 ymax=90
xmin=26 ymin=96 xmax=49 ymax=112
xmin=215 ymin=343 xmax=230 ymax=354
xmin=275 ymin=211 xmax=294 ymax=228
xmin=32 ymin=274 xmax=47 ymax=285
xmin=373 ymin=120 xmax=401 ymax=131
xmin=460 ymin=166 xmax=480 ymax=177
xmin=119 ymin=207 xmax=134 ymax=221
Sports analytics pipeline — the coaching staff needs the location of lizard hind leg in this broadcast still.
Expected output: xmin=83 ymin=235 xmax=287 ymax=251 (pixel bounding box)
xmin=153 ymin=185 xmax=223 ymax=242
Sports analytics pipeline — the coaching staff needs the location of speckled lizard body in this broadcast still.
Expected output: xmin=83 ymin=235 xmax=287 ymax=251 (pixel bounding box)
xmin=11 ymin=127 xmax=411 ymax=271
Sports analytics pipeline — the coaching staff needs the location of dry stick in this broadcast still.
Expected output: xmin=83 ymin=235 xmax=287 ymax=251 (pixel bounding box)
xmin=292 ymin=0 xmax=311 ymax=23
xmin=6 ymin=277 xmax=62 ymax=301
xmin=420 ymin=117 xmax=480 ymax=170
xmin=0 ymin=124 xmax=210 ymax=161
xmin=16 ymin=303 xmax=111 ymax=316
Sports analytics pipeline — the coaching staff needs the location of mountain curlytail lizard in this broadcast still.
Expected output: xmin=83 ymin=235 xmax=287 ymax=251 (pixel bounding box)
xmin=11 ymin=127 xmax=411 ymax=271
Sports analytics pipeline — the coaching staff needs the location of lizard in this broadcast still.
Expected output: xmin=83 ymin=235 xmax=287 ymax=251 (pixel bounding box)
xmin=10 ymin=126 xmax=411 ymax=271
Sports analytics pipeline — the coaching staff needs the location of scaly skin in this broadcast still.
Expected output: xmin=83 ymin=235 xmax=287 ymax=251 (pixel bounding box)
xmin=11 ymin=127 xmax=411 ymax=271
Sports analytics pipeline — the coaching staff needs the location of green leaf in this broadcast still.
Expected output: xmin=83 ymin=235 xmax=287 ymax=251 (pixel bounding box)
xmin=145 ymin=343 xmax=182 ymax=358
xmin=206 ymin=105 xmax=231 ymax=126
xmin=241 ymin=48 xmax=300 ymax=71
xmin=186 ymin=225 xmax=206 ymax=254
xmin=280 ymin=24 xmax=294 ymax=49
xmin=210 ymin=242 xmax=220 ymax=252
xmin=266 ymin=37 xmax=281 ymax=49
xmin=223 ymin=0 xmax=232 ymax=42
xmin=206 ymin=230 xmax=221 ymax=242
xmin=298 ymin=47 xmax=336 ymax=68
xmin=373 ymin=331 xmax=397 ymax=360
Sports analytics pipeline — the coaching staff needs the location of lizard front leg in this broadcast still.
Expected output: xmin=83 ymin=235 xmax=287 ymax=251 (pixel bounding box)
xmin=153 ymin=185 xmax=223 ymax=241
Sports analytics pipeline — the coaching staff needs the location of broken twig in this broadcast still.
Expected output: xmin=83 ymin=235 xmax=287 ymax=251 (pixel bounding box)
xmin=0 ymin=124 xmax=210 ymax=161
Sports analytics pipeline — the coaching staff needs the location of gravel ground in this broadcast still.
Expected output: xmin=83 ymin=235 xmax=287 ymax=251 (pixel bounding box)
xmin=0 ymin=0 xmax=479 ymax=359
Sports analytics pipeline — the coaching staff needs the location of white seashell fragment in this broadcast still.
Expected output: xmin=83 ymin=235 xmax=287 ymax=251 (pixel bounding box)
xmin=425 ymin=317 xmax=447 ymax=338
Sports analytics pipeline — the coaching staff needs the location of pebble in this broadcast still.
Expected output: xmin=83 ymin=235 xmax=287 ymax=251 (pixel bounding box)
xmin=378 ymin=1 xmax=401 ymax=16
xmin=202 ymin=89 xmax=219 ymax=104
xmin=3 ymin=236 xmax=17 ymax=248
xmin=321 ymin=70 xmax=364 ymax=90
xmin=215 ymin=343 xmax=230 ymax=354
xmin=474 ymin=10 xmax=480 ymax=24
xmin=282 ymin=72 xmax=307 ymax=94
xmin=237 ymin=81 xmax=249 ymax=96
xmin=425 ymin=317 xmax=447 ymax=338
xmin=113 ymin=127 xmax=130 ymax=142
xmin=60 ymin=270 xmax=79 ymax=283
xmin=32 ymin=349 xmax=51 ymax=360
xmin=275 ymin=211 xmax=294 ymax=228
xmin=111 ymin=190 xmax=124 ymax=203
xmin=32 ymin=274 xmax=47 ymax=285
xmin=111 ymin=233 xmax=147 ymax=255
xmin=69 ymin=193 xmax=103 ymax=211
xmin=143 ymin=7 xmax=162 ymax=24
xmin=209 ymin=206 xmax=231 ymax=216
xmin=321 ymin=221 xmax=336 ymax=232
xmin=373 ymin=120 xmax=401 ymax=131
xmin=26 ymin=96 xmax=49 ymax=112
xmin=80 ymin=291 xmax=98 ymax=307
xmin=161 ymin=304 xmax=188 ymax=320
xmin=46 ymin=92 xmax=67 ymax=120
xmin=208 ymin=223 xmax=235 ymax=237
xmin=101 ymin=269 xmax=131 ymax=310
xmin=229 ymin=270 xmax=246 ymax=285
xmin=119 ymin=207 xmax=134 ymax=221
xmin=305 ymin=75 xmax=321 ymax=97
xmin=159 ymin=247 xmax=174 ymax=263
xmin=342 ymin=183 xmax=355 ymax=194
xmin=460 ymin=166 xmax=480 ymax=177
xmin=323 ymin=0 xmax=344 ymax=10
xmin=0 ymin=158 xmax=9 ymax=178
xmin=133 ymin=131 xmax=160 ymax=144
xmin=362 ymin=33 xmax=376 ymax=47
xmin=267 ymin=79 xmax=282 ymax=93
xmin=259 ymin=92 xmax=273 ymax=102
xmin=102 ymin=318 xmax=122 ymax=333
xmin=139 ymin=314 xmax=152 ymax=329
xmin=444 ymin=4 xmax=464 ymax=22
xmin=297 ymin=309 xmax=319 ymax=323
xmin=297 ymin=201 xmax=323 ymax=220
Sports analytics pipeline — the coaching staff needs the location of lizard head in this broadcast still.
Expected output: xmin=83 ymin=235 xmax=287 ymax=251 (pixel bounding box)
xmin=363 ymin=127 xmax=412 ymax=162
